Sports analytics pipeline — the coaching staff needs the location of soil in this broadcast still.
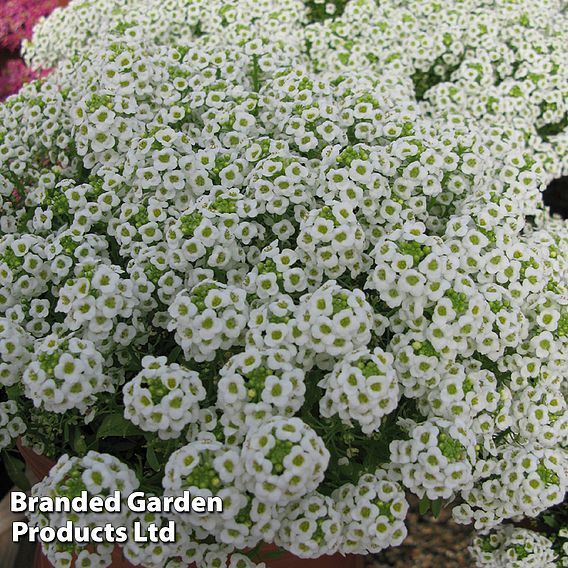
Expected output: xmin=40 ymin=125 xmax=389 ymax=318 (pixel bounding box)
xmin=367 ymin=497 xmax=474 ymax=568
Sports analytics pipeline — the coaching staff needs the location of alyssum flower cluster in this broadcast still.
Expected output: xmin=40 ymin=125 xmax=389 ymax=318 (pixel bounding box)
xmin=0 ymin=0 xmax=567 ymax=567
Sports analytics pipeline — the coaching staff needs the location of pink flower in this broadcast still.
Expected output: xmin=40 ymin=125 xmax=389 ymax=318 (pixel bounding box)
xmin=0 ymin=0 xmax=66 ymax=100
xmin=0 ymin=0 xmax=63 ymax=51
xmin=0 ymin=57 xmax=49 ymax=100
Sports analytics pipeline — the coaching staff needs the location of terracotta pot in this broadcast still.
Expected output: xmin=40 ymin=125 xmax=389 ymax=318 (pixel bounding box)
xmin=250 ymin=545 xmax=364 ymax=568
xmin=34 ymin=544 xmax=140 ymax=568
xmin=34 ymin=544 xmax=362 ymax=568
xmin=17 ymin=441 xmax=363 ymax=568
xmin=16 ymin=439 xmax=56 ymax=483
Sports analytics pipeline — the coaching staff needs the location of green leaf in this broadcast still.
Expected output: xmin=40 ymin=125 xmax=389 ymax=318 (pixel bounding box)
xmin=96 ymin=414 xmax=144 ymax=440
xmin=3 ymin=452 xmax=31 ymax=491
xmin=431 ymin=498 xmax=443 ymax=518
xmin=71 ymin=429 xmax=87 ymax=456
xmin=146 ymin=445 xmax=160 ymax=472
xmin=245 ymin=544 xmax=261 ymax=560
xmin=6 ymin=385 xmax=22 ymax=399
xmin=167 ymin=346 xmax=182 ymax=364
xmin=418 ymin=495 xmax=431 ymax=515
xmin=259 ymin=548 xmax=286 ymax=560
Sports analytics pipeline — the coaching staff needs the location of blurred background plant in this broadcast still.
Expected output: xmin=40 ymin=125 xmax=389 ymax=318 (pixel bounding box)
xmin=0 ymin=0 xmax=66 ymax=100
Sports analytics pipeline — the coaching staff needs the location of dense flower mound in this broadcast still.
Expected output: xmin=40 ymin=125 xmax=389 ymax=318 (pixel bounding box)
xmin=304 ymin=0 xmax=568 ymax=180
xmin=22 ymin=0 xmax=309 ymax=71
xmin=0 ymin=1 xmax=567 ymax=567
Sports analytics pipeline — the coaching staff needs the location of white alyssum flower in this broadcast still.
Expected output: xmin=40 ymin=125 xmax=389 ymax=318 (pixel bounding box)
xmin=123 ymin=509 xmax=192 ymax=568
xmin=22 ymin=334 xmax=110 ymax=414
xmin=297 ymin=202 xmax=368 ymax=278
xmin=333 ymin=470 xmax=408 ymax=554
xmin=389 ymin=417 xmax=478 ymax=500
xmin=417 ymin=360 xmax=512 ymax=447
xmin=241 ymin=416 xmax=330 ymax=505
xmin=470 ymin=525 xmax=558 ymax=568
xmin=162 ymin=440 xmax=246 ymax=534
xmin=454 ymin=445 xmax=568 ymax=530
xmin=276 ymin=492 xmax=342 ymax=558
xmin=319 ymin=347 xmax=399 ymax=434
xmin=55 ymin=260 xmax=144 ymax=350
xmin=294 ymin=281 xmax=374 ymax=360
xmin=29 ymin=452 xmax=139 ymax=568
xmin=0 ymin=400 xmax=26 ymax=450
xmin=218 ymin=347 xmax=306 ymax=438
xmin=0 ymin=317 xmax=33 ymax=387
xmin=0 ymin=0 xmax=567 ymax=560
xmin=123 ymin=355 xmax=206 ymax=439
xmin=213 ymin=493 xmax=282 ymax=550
xmin=167 ymin=280 xmax=249 ymax=362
